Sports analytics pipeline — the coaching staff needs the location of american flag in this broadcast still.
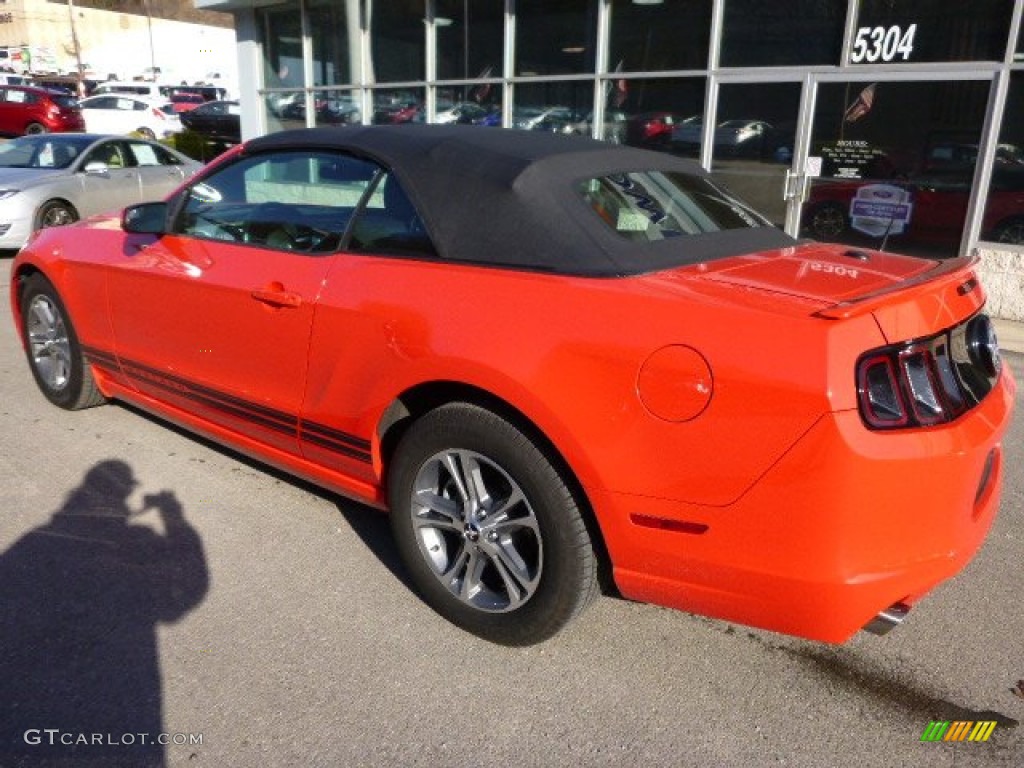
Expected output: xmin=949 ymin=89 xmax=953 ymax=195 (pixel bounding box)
xmin=843 ymin=83 xmax=876 ymax=123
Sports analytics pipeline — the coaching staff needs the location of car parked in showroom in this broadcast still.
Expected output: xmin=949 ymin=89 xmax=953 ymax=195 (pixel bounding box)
xmin=435 ymin=101 xmax=489 ymax=125
xmin=803 ymin=165 xmax=1024 ymax=247
xmin=0 ymin=133 xmax=201 ymax=248
xmin=624 ymin=111 xmax=679 ymax=149
xmin=712 ymin=119 xmax=773 ymax=156
xmin=9 ymin=125 xmax=1015 ymax=646
xmin=0 ymin=84 xmax=85 ymax=136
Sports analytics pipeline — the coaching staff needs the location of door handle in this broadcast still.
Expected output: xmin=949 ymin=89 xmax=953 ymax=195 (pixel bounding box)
xmin=251 ymin=288 xmax=302 ymax=308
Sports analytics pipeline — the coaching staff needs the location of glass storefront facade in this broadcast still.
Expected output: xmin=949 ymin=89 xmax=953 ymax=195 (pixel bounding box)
xmin=201 ymin=0 xmax=1024 ymax=261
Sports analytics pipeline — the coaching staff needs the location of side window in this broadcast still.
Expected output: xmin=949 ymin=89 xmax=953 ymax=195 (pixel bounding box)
xmin=127 ymin=141 xmax=164 ymax=167
xmin=176 ymin=150 xmax=379 ymax=253
xmin=348 ymin=172 xmax=436 ymax=257
xmin=152 ymin=144 xmax=181 ymax=166
xmin=84 ymin=141 xmax=127 ymax=169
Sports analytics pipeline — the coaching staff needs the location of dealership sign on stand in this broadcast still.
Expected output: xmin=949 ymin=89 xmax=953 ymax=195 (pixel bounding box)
xmin=849 ymin=184 xmax=913 ymax=238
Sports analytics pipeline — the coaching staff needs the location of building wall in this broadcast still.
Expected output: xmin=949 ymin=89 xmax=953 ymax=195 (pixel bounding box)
xmin=0 ymin=0 xmax=237 ymax=87
xmin=202 ymin=1 xmax=1024 ymax=322
xmin=978 ymin=248 xmax=1024 ymax=321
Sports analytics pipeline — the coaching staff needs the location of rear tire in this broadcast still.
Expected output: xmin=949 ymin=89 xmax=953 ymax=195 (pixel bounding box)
xmin=19 ymin=274 xmax=106 ymax=410
xmin=388 ymin=403 xmax=598 ymax=645
xmin=24 ymin=122 xmax=47 ymax=135
xmin=137 ymin=127 xmax=156 ymax=140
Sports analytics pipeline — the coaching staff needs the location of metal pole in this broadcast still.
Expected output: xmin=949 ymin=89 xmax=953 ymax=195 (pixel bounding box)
xmin=66 ymin=0 xmax=84 ymax=96
xmin=145 ymin=0 xmax=157 ymax=79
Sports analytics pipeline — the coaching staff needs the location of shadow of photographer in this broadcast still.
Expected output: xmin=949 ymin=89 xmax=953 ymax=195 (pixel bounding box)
xmin=0 ymin=460 xmax=208 ymax=767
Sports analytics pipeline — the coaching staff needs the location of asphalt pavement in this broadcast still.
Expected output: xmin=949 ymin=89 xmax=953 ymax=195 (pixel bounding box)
xmin=0 ymin=257 xmax=1021 ymax=768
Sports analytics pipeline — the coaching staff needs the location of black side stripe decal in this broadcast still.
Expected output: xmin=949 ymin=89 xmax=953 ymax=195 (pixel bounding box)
xmin=299 ymin=421 xmax=372 ymax=462
xmin=82 ymin=345 xmax=371 ymax=463
xmin=83 ymin=345 xmax=119 ymax=370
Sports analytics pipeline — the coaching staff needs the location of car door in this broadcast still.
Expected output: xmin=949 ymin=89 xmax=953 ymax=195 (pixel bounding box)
xmin=105 ymin=148 xmax=380 ymax=456
xmin=125 ymin=140 xmax=191 ymax=201
xmin=0 ymin=87 xmax=11 ymax=134
xmin=76 ymin=139 xmax=144 ymax=216
xmin=182 ymin=102 xmax=218 ymax=134
xmin=88 ymin=95 xmax=147 ymax=134
xmin=80 ymin=95 xmax=122 ymax=133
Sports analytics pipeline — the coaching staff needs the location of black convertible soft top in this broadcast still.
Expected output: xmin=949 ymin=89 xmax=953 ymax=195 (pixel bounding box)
xmin=246 ymin=124 xmax=797 ymax=277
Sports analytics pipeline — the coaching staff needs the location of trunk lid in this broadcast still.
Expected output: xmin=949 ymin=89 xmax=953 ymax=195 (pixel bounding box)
xmin=675 ymin=242 xmax=987 ymax=342
xmin=697 ymin=242 xmax=937 ymax=304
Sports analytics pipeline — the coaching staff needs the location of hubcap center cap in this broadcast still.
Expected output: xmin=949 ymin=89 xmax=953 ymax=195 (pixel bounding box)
xmin=463 ymin=523 xmax=481 ymax=543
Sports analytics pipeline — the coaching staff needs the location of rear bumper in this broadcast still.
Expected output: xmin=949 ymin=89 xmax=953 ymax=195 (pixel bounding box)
xmin=53 ymin=116 xmax=86 ymax=132
xmin=600 ymin=366 xmax=1016 ymax=642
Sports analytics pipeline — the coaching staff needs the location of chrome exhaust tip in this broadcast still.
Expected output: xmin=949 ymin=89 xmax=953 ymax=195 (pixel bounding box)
xmin=863 ymin=602 xmax=911 ymax=636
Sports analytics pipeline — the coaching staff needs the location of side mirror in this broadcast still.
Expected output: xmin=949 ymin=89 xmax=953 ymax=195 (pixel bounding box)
xmin=123 ymin=201 xmax=168 ymax=234
xmin=84 ymin=161 xmax=109 ymax=174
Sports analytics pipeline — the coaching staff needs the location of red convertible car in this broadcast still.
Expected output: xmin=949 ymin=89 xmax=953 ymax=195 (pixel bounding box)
xmin=10 ymin=125 xmax=1016 ymax=645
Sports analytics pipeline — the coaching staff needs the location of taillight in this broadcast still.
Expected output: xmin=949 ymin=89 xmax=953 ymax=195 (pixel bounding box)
xmin=858 ymin=355 xmax=908 ymax=427
xmin=152 ymin=108 xmax=166 ymax=120
xmin=900 ymin=346 xmax=945 ymax=425
xmin=856 ymin=313 xmax=1001 ymax=430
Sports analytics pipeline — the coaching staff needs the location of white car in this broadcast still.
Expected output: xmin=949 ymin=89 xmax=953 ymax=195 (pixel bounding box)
xmin=91 ymin=81 xmax=169 ymax=100
xmin=78 ymin=94 xmax=181 ymax=139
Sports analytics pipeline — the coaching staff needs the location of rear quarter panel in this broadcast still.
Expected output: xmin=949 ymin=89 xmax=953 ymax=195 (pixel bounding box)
xmin=302 ymin=254 xmax=885 ymax=509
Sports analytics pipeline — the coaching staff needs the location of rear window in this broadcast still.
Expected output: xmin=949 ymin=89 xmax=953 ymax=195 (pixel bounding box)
xmin=578 ymin=171 xmax=771 ymax=242
xmin=52 ymin=94 xmax=79 ymax=109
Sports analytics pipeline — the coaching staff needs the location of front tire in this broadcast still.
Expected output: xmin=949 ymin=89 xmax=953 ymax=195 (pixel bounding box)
xmin=24 ymin=122 xmax=47 ymax=135
xmin=35 ymin=200 xmax=78 ymax=231
xmin=136 ymin=127 xmax=157 ymax=140
xmin=991 ymin=216 xmax=1024 ymax=245
xmin=19 ymin=274 xmax=106 ymax=410
xmin=388 ymin=403 xmax=598 ymax=645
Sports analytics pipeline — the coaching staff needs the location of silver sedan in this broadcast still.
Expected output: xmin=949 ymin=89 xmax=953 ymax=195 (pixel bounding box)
xmin=0 ymin=133 xmax=202 ymax=249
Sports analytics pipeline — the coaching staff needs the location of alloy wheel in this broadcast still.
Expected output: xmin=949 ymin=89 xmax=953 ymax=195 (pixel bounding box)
xmin=26 ymin=294 xmax=71 ymax=392
xmin=409 ymin=448 xmax=543 ymax=612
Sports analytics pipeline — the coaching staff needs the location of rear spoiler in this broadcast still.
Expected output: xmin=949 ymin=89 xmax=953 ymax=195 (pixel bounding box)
xmin=814 ymin=254 xmax=979 ymax=320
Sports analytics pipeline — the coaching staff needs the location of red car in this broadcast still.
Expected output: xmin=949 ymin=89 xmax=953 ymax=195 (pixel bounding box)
xmin=804 ymin=167 xmax=1024 ymax=247
xmin=624 ymin=111 xmax=678 ymax=148
xmin=169 ymin=92 xmax=205 ymax=113
xmin=10 ymin=126 xmax=1015 ymax=645
xmin=0 ymin=85 xmax=85 ymax=136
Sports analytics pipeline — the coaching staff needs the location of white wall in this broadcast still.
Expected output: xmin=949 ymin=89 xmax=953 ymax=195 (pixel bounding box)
xmin=977 ymin=248 xmax=1024 ymax=322
xmin=0 ymin=0 xmax=237 ymax=89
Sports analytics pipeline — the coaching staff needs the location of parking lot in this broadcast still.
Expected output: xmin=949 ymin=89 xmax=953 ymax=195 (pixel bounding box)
xmin=0 ymin=256 xmax=1021 ymax=768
